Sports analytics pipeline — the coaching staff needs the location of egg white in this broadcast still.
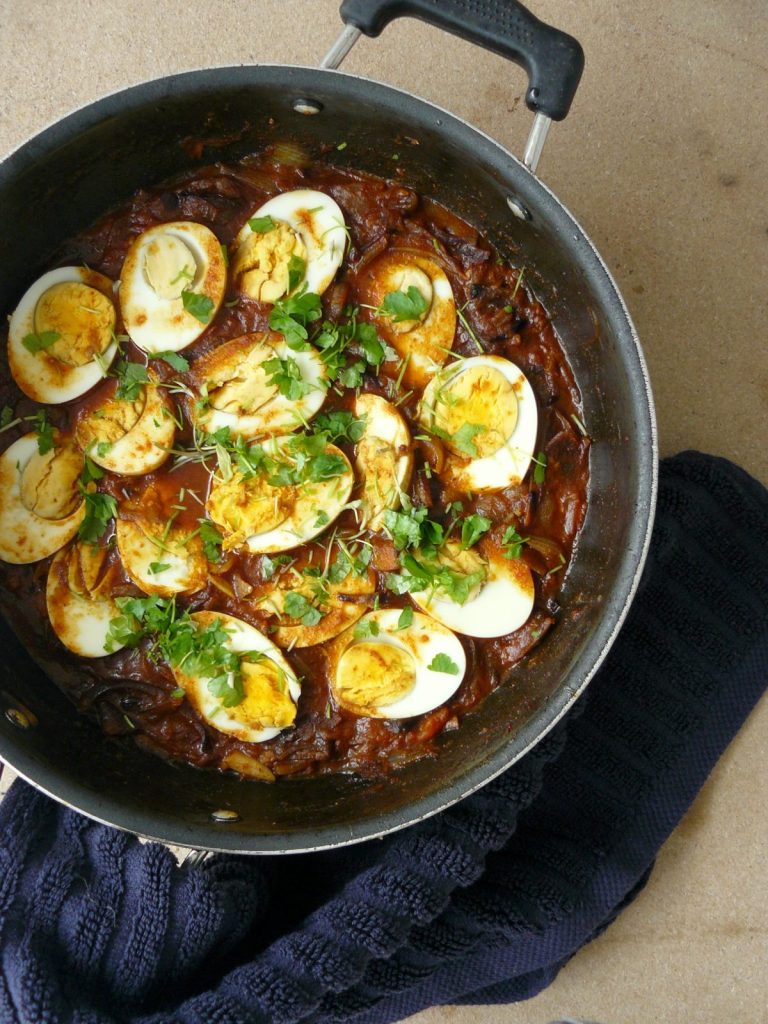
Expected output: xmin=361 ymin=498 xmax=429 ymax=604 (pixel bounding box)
xmin=174 ymin=610 xmax=301 ymax=743
xmin=206 ymin=435 xmax=354 ymax=554
xmin=116 ymin=516 xmax=207 ymax=598
xmin=411 ymin=543 xmax=535 ymax=638
xmin=46 ymin=542 xmax=124 ymax=657
xmin=76 ymin=372 xmax=177 ymax=475
xmin=233 ymin=189 xmax=346 ymax=300
xmin=8 ymin=266 xmax=119 ymax=404
xmin=192 ymin=332 xmax=327 ymax=439
xmin=419 ymin=354 xmax=538 ymax=491
xmin=120 ymin=221 xmax=227 ymax=353
xmin=0 ymin=434 xmax=84 ymax=564
xmin=353 ymin=393 xmax=413 ymax=530
xmin=329 ymin=607 xmax=466 ymax=719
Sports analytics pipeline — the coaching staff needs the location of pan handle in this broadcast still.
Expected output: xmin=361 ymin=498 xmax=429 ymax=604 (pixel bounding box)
xmin=336 ymin=0 xmax=584 ymax=122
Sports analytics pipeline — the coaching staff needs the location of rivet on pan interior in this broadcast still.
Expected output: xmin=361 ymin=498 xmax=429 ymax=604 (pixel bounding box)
xmin=292 ymin=98 xmax=324 ymax=116
xmin=211 ymin=808 xmax=241 ymax=823
xmin=506 ymin=195 xmax=532 ymax=221
xmin=5 ymin=707 xmax=33 ymax=729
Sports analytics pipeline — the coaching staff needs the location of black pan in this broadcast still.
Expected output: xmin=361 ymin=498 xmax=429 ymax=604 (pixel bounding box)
xmin=0 ymin=0 xmax=656 ymax=853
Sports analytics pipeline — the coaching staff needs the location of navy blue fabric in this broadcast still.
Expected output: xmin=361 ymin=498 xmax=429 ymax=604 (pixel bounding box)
xmin=0 ymin=451 xmax=766 ymax=1024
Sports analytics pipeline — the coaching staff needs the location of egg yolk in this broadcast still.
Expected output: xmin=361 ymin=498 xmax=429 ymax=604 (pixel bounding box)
xmin=207 ymin=347 xmax=278 ymax=416
xmin=207 ymin=472 xmax=294 ymax=550
xmin=19 ymin=444 xmax=83 ymax=519
xmin=143 ymin=234 xmax=199 ymax=300
xmin=77 ymin=392 xmax=145 ymax=451
xmin=231 ymin=659 xmax=296 ymax=730
xmin=234 ymin=223 xmax=308 ymax=303
xmin=335 ymin=641 xmax=416 ymax=715
xmin=432 ymin=366 xmax=518 ymax=459
xmin=356 ymin=433 xmax=403 ymax=524
xmin=34 ymin=282 xmax=115 ymax=367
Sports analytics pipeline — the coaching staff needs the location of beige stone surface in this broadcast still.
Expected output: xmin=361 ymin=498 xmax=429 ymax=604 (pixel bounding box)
xmin=0 ymin=2 xmax=766 ymax=1022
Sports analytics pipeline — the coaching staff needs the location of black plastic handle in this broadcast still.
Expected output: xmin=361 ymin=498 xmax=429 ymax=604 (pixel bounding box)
xmin=339 ymin=0 xmax=584 ymax=121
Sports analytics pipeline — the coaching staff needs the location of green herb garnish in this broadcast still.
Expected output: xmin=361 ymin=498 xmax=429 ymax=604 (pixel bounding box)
xmin=428 ymin=653 xmax=460 ymax=675
xmin=501 ymin=525 xmax=528 ymax=560
xmin=460 ymin=513 xmax=491 ymax=550
xmin=248 ymin=214 xmax=277 ymax=233
xmin=78 ymin=491 xmax=117 ymax=544
xmin=353 ymin=618 xmax=380 ymax=640
xmin=181 ymin=289 xmax=215 ymax=324
xmin=532 ymin=451 xmax=548 ymax=485
xmin=152 ymin=350 xmax=190 ymax=372
xmin=198 ymin=519 xmax=223 ymax=562
xmin=396 ymin=605 xmax=414 ymax=631
xmin=268 ymin=286 xmax=322 ymax=350
xmin=148 ymin=561 xmax=171 ymax=575
xmin=21 ymin=330 xmax=60 ymax=354
xmin=263 ymin=355 xmax=312 ymax=400
xmin=377 ymin=286 xmax=429 ymax=323
xmin=31 ymin=409 xmax=56 ymax=455
xmin=284 ymin=591 xmax=323 ymax=626
xmin=114 ymin=360 xmax=149 ymax=401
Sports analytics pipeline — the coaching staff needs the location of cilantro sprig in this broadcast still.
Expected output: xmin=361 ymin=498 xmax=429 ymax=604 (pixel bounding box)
xmin=105 ymin=596 xmax=263 ymax=708
xmin=268 ymin=286 xmax=322 ymax=350
xmin=31 ymin=409 xmax=56 ymax=455
xmin=428 ymin=653 xmax=460 ymax=675
xmin=263 ymin=355 xmax=313 ymax=401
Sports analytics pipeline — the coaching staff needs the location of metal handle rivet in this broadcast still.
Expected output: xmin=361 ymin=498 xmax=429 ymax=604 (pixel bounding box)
xmin=211 ymin=808 xmax=241 ymax=823
xmin=292 ymin=98 xmax=324 ymax=116
xmin=5 ymin=707 xmax=32 ymax=729
xmin=506 ymin=195 xmax=532 ymax=221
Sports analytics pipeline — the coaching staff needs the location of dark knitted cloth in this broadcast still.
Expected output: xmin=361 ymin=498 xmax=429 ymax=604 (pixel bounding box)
xmin=1 ymin=451 xmax=766 ymax=1024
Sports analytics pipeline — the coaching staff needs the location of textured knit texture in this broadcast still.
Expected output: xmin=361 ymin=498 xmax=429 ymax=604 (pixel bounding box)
xmin=0 ymin=451 xmax=766 ymax=1024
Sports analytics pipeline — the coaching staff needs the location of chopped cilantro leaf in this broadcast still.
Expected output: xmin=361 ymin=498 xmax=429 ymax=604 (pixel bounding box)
xmin=353 ymin=618 xmax=380 ymax=640
xmin=313 ymin=410 xmax=366 ymax=443
xmin=81 ymin=454 xmax=104 ymax=485
xmin=428 ymin=653 xmax=460 ymax=675
xmin=284 ymin=591 xmax=323 ymax=626
xmin=460 ymin=513 xmax=491 ymax=550
xmin=263 ymin=354 xmax=312 ymax=400
xmin=268 ymin=287 xmax=322 ymax=350
xmin=287 ymin=254 xmax=306 ymax=293
xmin=396 ymin=605 xmax=414 ymax=631
xmin=170 ymin=687 xmax=185 ymax=700
xmin=152 ymin=350 xmax=190 ymax=372
xmin=148 ymin=561 xmax=171 ymax=575
xmin=114 ymin=360 xmax=149 ymax=401
xmin=337 ymin=360 xmax=365 ymax=389
xmin=248 ymin=214 xmax=276 ymax=233
xmin=78 ymin=491 xmax=117 ymax=544
xmin=21 ymin=330 xmax=60 ymax=354
xmin=181 ymin=289 xmax=214 ymax=324
xmin=31 ymin=409 xmax=56 ymax=455
xmin=314 ymin=510 xmax=330 ymax=528
xmin=533 ymin=450 xmax=548 ymax=485
xmin=501 ymin=525 xmax=528 ymax=559
xmin=377 ymin=286 xmax=429 ymax=323
xmin=452 ymin=422 xmax=485 ymax=457
xmin=198 ymin=519 xmax=223 ymax=562
xmin=0 ymin=406 xmax=15 ymax=429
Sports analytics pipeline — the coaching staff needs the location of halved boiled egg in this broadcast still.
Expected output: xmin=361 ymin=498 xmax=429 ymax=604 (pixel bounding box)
xmin=353 ymin=393 xmax=412 ymax=530
xmin=259 ymin=540 xmax=375 ymax=649
xmin=174 ymin=610 xmax=301 ymax=743
xmin=418 ymin=354 xmax=538 ymax=491
xmin=232 ymin=189 xmax=346 ymax=302
xmin=46 ymin=542 xmax=124 ymax=657
xmin=327 ymin=608 xmax=466 ymax=719
xmin=358 ymin=250 xmax=456 ymax=389
xmin=75 ymin=371 xmax=176 ymax=475
xmin=0 ymin=434 xmax=84 ymax=564
xmin=120 ymin=221 xmax=226 ymax=353
xmin=206 ymin=435 xmax=354 ymax=554
xmin=191 ymin=332 xmax=327 ymax=438
xmin=410 ymin=541 xmax=535 ymax=639
xmin=116 ymin=495 xmax=207 ymax=598
xmin=8 ymin=266 xmax=119 ymax=403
